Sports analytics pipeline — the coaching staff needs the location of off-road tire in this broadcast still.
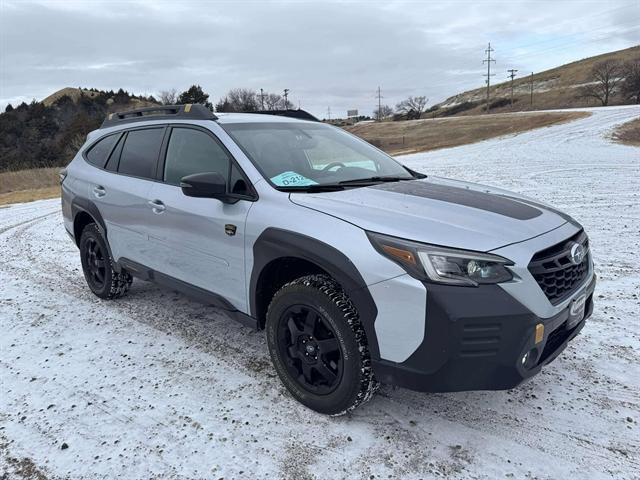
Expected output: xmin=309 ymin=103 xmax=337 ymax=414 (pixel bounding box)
xmin=79 ymin=223 xmax=132 ymax=299
xmin=266 ymin=274 xmax=378 ymax=415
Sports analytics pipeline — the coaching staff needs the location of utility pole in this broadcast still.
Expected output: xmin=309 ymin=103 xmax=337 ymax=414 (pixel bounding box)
xmin=483 ymin=42 xmax=496 ymax=113
xmin=507 ymin=69 xmax=518 ymax=108
xmin=283 ymin=89 xmax=289 ymax=109
xmin=376 ymin=86 xmax=383 ymax=121
xmin=259 ymin=88 xmax=265 ymax=110
xmin=530 ymin=72 xmax=534 ymax=107
xmin=327 ymin=106 xmax=331 ymax=121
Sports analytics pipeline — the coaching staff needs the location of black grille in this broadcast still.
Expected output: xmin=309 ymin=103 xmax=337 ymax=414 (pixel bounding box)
xmin=528 ymin=231 xmax=589 ymax=305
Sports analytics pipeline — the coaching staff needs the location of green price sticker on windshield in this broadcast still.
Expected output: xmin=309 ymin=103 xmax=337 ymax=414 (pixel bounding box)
xmin=270 ymin=171 xmax=318 ymax=187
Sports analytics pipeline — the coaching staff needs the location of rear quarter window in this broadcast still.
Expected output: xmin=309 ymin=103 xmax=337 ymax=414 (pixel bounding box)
xmin=104 ymin=134 xmax=125 ymax=171
xmin=85 ymin=134 xmax=119 ymax=167
xmin=117 ymin=128 xmax=164 ymax=179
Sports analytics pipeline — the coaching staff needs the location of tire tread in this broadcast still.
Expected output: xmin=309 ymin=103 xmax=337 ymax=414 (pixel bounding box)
xmin=267 ymin=274 xmax=378 ymax=415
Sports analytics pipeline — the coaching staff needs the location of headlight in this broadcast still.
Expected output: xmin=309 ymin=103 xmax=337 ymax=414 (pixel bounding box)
xmin=367 ymin=232 xmax=513 ymax=286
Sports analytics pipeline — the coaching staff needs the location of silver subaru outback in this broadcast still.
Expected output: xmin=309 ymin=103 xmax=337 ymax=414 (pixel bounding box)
xmin=61 ymin=104 xmax=595 ymax=415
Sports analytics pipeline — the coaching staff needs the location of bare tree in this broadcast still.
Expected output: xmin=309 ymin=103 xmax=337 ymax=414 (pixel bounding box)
xmin=373 ymin=104 xmax=394 ymax=120
xmin=621 ymin=58 xmax=640 ymax=104
xmin=215 ymin=88 xmax=259 ymax=112
xmin=579 ymin=60 xmax=623 ymax=106
xmin=395 ymin=96 xmax=428 ymax=115
xmin=158 ymin=88 xmax=177 ymax=105
xmin=214 ymin=96 xmax=231 ymax=112
xmin=257 ymin=92 xmax=283 ymax=110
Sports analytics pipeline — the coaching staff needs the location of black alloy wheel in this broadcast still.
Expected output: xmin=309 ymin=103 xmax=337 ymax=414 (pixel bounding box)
xmin=84 ymin=237 xmax=107 ymax=289
xmin=79 ymin=223 xmax=132 ymax=299
xmin=266 ymin=274 xmax=378 ymax=415
xmin=278 ymin=305 xmax=343 ymax=394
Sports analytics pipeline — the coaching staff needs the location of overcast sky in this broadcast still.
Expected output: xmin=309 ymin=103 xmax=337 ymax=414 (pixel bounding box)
xmin=1 ymin=0 xmax=638 ymax=118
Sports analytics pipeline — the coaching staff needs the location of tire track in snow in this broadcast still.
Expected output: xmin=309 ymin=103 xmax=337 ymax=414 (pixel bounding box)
xmin=0 ymin=209 xmax=58 ymax=235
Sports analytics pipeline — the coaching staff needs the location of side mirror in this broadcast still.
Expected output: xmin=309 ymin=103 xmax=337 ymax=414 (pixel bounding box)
xmin=180 ymin=172 xmax=227 ymax=199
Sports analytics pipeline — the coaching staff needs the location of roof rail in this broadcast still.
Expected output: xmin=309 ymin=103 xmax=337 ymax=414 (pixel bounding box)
xmin=100 ymin=104 xmax=217 ymax=128
xmin=253 ymin=109 xmax=319 ymax=122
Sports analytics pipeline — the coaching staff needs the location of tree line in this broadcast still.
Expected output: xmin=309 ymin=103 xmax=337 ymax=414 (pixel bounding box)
xmin=157 ymin=86 xmax=290 ymax=112
xmin=0 ymin=89 xmax=154 ymax=172
xmin=157 ymin=84 xmax=432 ymax=121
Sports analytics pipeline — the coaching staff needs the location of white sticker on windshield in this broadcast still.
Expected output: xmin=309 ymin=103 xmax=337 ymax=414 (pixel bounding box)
xmin=270 ymin=171 xmax=318 ymax=187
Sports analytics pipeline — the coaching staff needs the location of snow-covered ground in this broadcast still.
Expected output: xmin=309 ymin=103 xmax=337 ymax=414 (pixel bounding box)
xmin=1 ymin=105 xmax=639 ymax=480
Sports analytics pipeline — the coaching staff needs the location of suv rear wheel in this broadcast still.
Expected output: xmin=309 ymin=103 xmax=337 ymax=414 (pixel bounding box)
xmin=79 ymin=223 xmax=132 ymax=299
xmin=266 ymin=274 xmax=378 ymax=415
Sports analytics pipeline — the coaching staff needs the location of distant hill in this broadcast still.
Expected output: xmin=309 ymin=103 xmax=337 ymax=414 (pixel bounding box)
xmin=0 ymin=88 xmax=159 ymax=172
xmin=41 ymin=87 xmax=104 ymax=107
xmin=431 ymin=45 xmax=640 ymax=116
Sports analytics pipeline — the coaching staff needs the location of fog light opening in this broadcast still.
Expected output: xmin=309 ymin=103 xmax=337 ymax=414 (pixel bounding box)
xmin=521 ymin=348 xmax=538 ymax=370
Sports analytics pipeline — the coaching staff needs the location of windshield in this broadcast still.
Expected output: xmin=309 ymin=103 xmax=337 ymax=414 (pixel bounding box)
xmin=222 ymin=122 xmax=415 ymax=189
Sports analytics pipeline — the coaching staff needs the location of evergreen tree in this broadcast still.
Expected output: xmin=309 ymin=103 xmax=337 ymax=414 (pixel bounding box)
xmin=177 ymin=85 xmax=213 ymax=110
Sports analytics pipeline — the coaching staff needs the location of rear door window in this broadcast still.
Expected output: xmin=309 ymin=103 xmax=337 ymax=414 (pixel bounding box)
xmin=86 ymin=134 xmax=119 ymax=167
xmin=118 ymin=128 xmax=164 ymax=179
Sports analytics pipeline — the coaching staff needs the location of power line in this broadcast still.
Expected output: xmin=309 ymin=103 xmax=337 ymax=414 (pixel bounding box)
xmin=283 ymin=88 xmax=289 ymax=109
xmin=507 ymin=69 xmax=518 ymax=108
xmin=483 ymin=42 xmax=496 ymax=113
xmin=502 ymin=22 xmax=639 ymax=63
xmin=502 ymin=4 xmax=635 ymax=52
xmin=530 ymin=72 xmax=534 ymax=107
xmin=375 ymin=86 xmax=383 ymax=121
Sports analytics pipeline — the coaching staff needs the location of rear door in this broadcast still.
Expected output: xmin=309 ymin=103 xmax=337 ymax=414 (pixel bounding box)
xmin=145 ymin=125 xmax=254 ymax=312
xmin=90 ymin=126 xmax=165 ymax=266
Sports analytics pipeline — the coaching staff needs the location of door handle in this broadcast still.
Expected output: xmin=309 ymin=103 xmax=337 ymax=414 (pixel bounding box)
xmin=93 ymin=185 xmax=106 ymax=198
xmin=147 ymin=199 xmax=166 ymax=214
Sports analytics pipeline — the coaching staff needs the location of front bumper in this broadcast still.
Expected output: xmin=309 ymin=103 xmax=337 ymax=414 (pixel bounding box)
xmin=372 ymin=274 xmax=596 ymax=392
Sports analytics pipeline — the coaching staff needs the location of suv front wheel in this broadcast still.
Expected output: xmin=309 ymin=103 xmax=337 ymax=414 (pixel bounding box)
xmin=79 ymin=223 xmax=132 ymax=299
xmin=266 ymin=274 xmax=378 ymax=415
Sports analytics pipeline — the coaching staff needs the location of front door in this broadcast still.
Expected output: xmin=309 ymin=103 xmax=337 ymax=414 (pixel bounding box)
xmin=145 ymin=126 xmax=253 ymax=312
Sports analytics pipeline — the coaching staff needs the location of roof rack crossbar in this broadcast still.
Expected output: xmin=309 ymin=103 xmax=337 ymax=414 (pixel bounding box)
xmin=101 ymin=103 xmax=217 ymax=128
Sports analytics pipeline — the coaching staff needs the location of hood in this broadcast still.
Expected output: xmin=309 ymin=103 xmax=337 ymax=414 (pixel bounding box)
xmin=289 ymin=176 xmax=573 ymax=252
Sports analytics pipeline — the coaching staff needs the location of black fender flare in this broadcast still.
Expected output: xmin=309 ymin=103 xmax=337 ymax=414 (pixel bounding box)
xmin=71 ymin=197 xmax=118 ymax=270
xmin=250 ymin=227 xmax=380 ymax=360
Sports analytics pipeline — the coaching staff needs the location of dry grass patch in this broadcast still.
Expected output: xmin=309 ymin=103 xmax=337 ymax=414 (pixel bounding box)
xmin=0 ymin=167 xmax=60 ymax=194
xmin=0 ymin=167 xmax=60 ymax=205
xmin=0 ymin=186 xmax=60 ymax=206
xmin=346 ymin=111 xmax=590 ymax=155
xmin=612 ymin=116 xmax=640 ymax=147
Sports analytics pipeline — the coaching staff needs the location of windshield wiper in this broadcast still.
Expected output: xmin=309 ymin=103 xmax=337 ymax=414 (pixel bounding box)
xmin=338 ymin=176 xmax=410 ymax=186
xmin=276 ymin=184 xmax=345 ymax=192
xmin=276 ymin=176 xmax=414 ymax=192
